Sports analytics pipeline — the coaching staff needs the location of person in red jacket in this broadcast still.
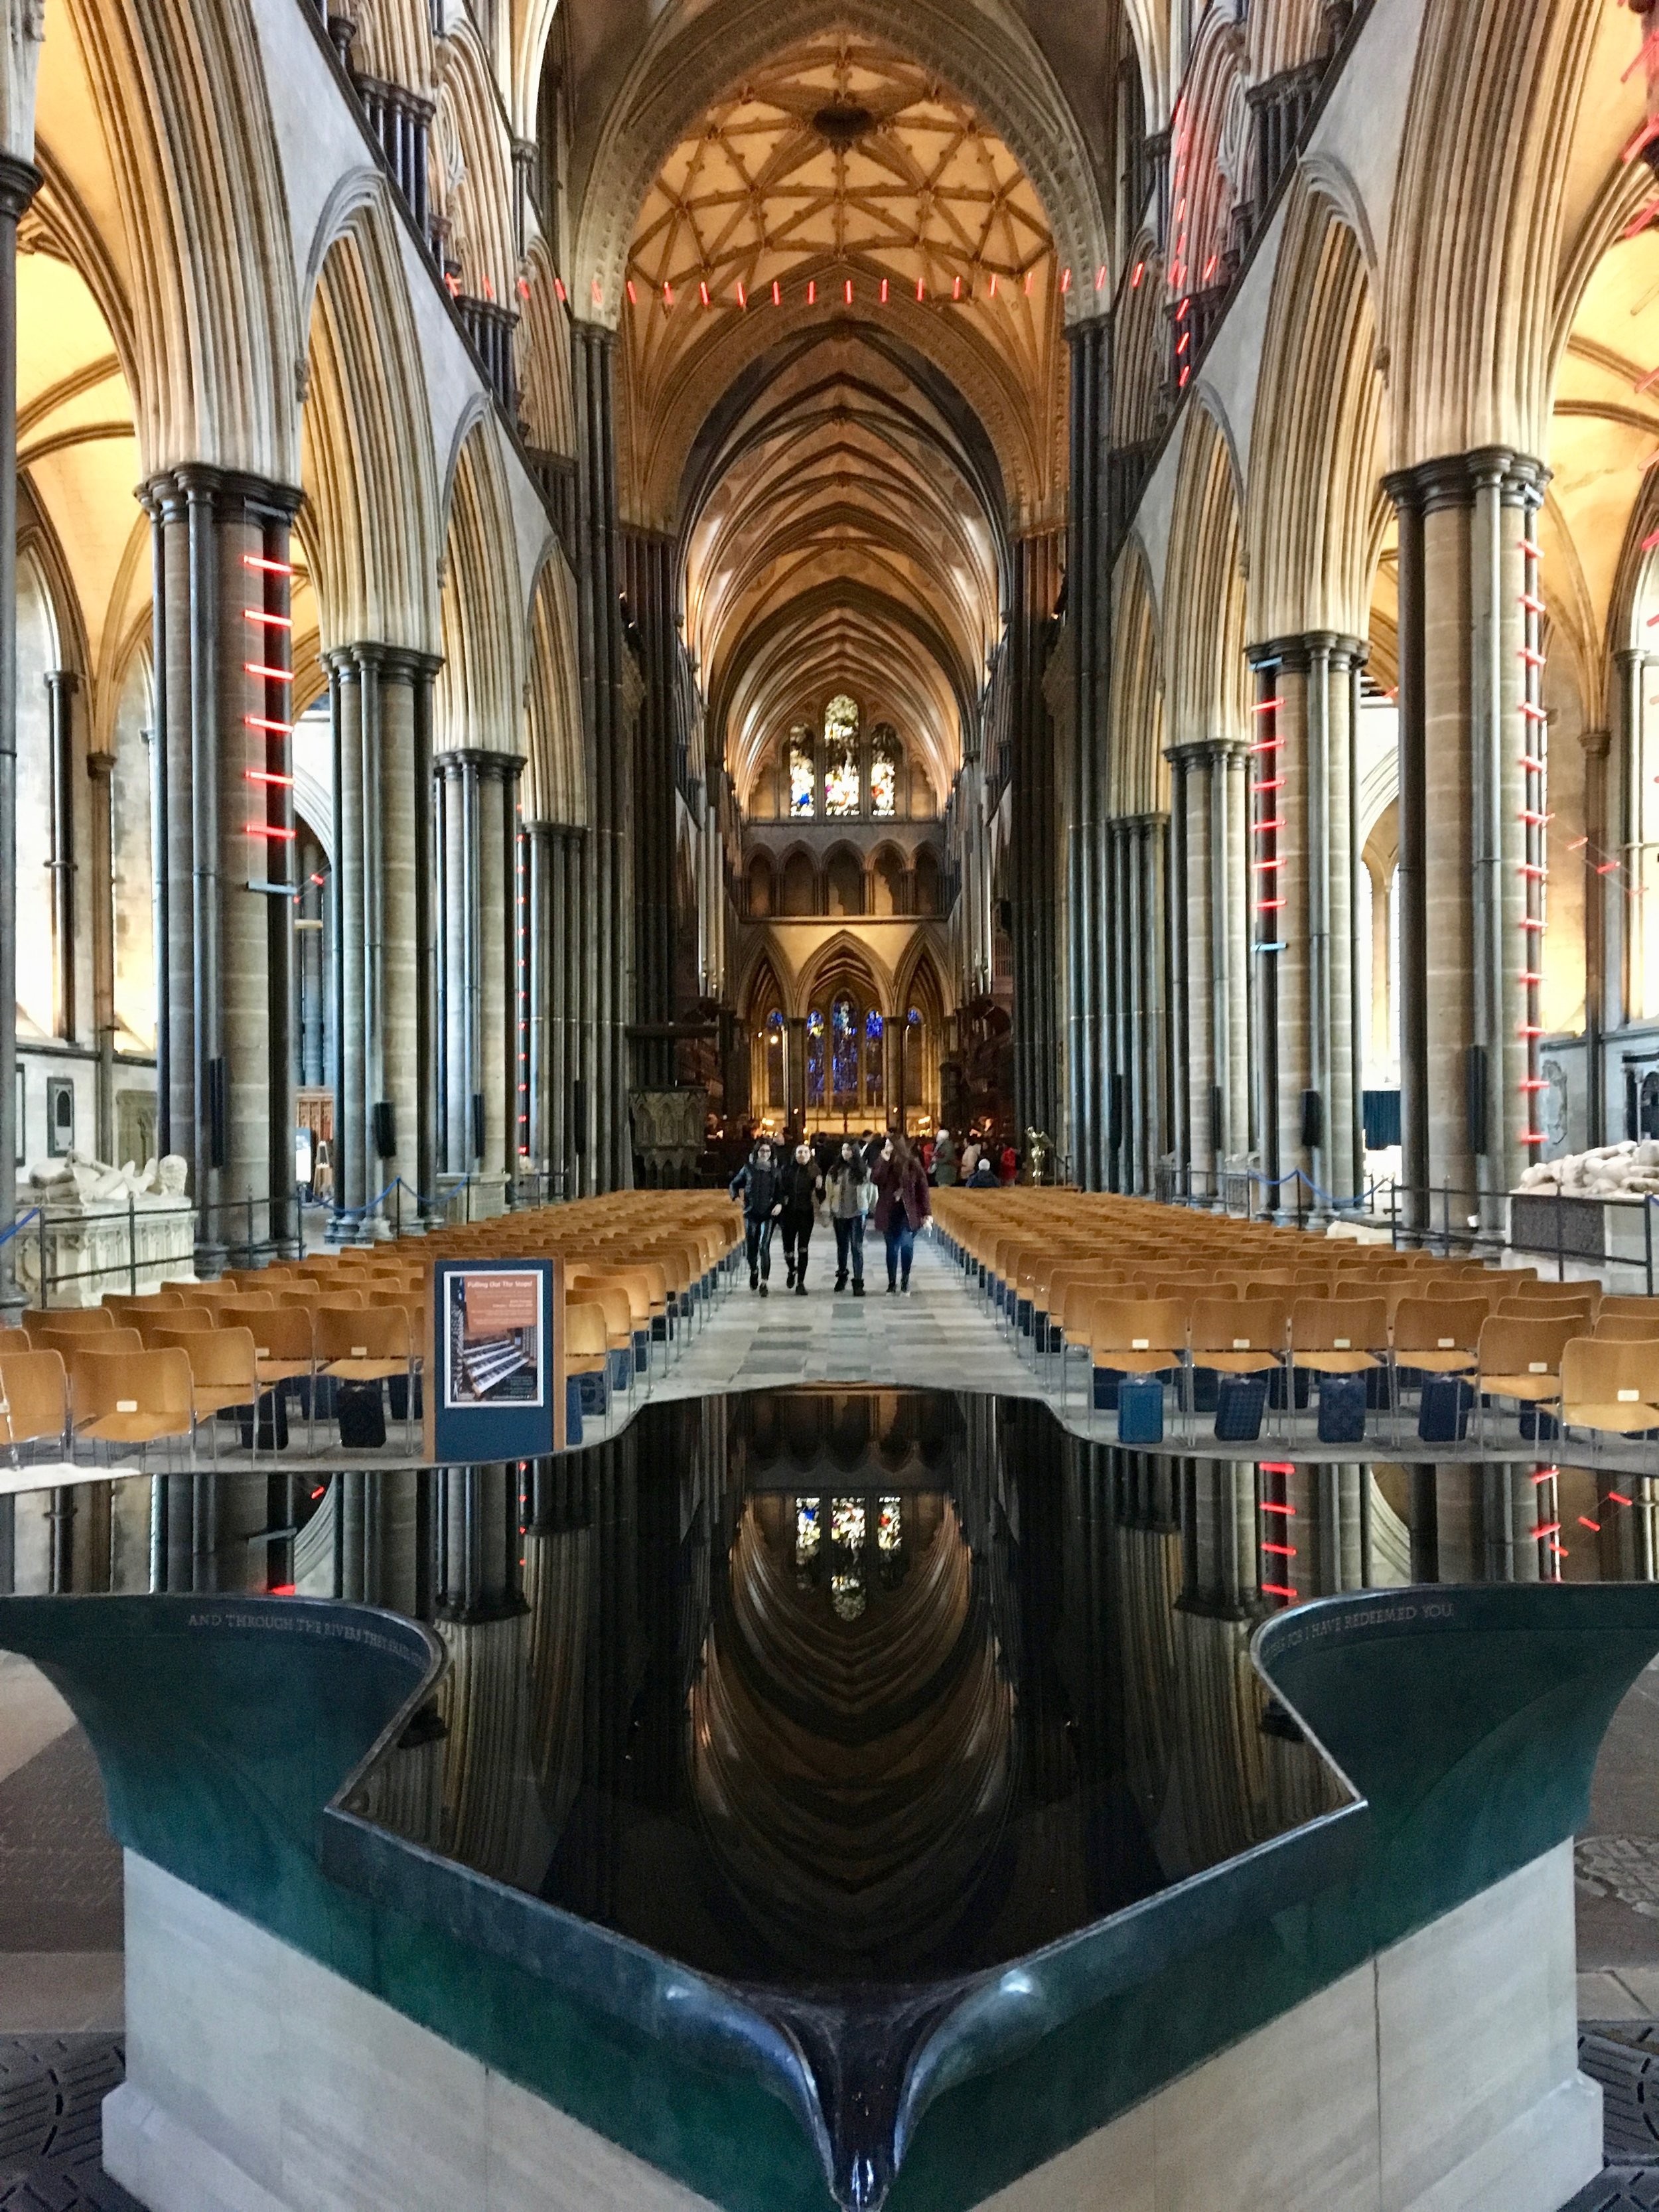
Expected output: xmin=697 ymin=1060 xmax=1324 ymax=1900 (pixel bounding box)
xmin=870 ymin=1134 xmax=930 ymax=1295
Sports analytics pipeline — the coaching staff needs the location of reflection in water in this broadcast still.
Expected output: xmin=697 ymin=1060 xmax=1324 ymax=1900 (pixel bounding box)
xmin=317 ymin=1392 xmax=1348 ymax=1992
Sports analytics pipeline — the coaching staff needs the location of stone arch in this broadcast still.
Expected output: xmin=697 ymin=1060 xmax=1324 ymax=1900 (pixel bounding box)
xmin=524 ymin=551 xmax=585 ymax=826
xmin=1382 ymin=0 xmax=1603 ymax=468
xmin=1170 ymin=11 xmax=1247 ymax=301
xmin=1108 ymin=538 xmax=1167 ymax=818
xmin=299 ymin=185 xmax=443 ymax=654
xmin=518 ymin=240 xmax=576 ymax=458
xmin=778 ymin=846 xmax=819 ymax=919
xmin=572 ymin=0 xmax=1110 ymax=327
xmin=59 ymin=0 xmax=301 ymax=479
xmin=798 ymin=930 xmax=890 ymax=1019
xmin=1244 ymin=184 xmax=1389 ymax=642
xmin=824 ymin=843 xmax=865 ymax=920
xmin=1161 ymin=401 xmax=1247 ymax=765
xmin=1110 ymin=236 xmax=1167 ymax=450
xmin=437 ymin=416 xmax=525 ymax=751
xmin=1247 ymin=0 xmax=1334 ymax=82
xmin=433 ymin=23 xmax=518 ymax=307
xmin=346 ymin=0 xmax=437 ymax=101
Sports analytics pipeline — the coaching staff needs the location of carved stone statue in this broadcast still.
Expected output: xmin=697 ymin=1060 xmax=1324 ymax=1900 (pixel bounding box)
xmin=14 ymin=1149 xmax=196 ymax=1304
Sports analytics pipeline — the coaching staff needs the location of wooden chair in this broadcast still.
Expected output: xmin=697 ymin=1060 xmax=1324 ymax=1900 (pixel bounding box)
xmin=0 ymin=1350 xmax=68 ymax=1459
xmin=0 ymin=1329 xmax=32 ymax=1357
xmin=23 ymin=1307 xmax=113 ymax=1338
xmin=1593 ymin=1315 xmax=1659 ymax=1343
xmin=69 ymin=1345 xmax=195 ymax=1461
xmin=1559 ymin=1337 xmax=1659 ymax=1450
xmin=242 ymin=1305 xmax=317 ymax=1448
xmin=315 ymin=1306 xmax=414 ymax=1450
xmin=151 ymin=1325 xmax=260 ymax=1465
xmin=1475 ymin=1315 xmax=1579 ymax=1446
xmin=33 ymin=1323 xmax=142 ymax=1366
xmin=102 ymin=1292 xmax=185 ymax=1324
xmin=135 ymin=1307 xmax=216 ymax=1349
xmin=563 ymin=1301 xmax=612 ymax=1424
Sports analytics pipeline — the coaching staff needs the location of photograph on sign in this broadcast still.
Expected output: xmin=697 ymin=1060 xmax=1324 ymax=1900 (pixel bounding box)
xmin=443 ymin=1268 xmax=545 ymax=1410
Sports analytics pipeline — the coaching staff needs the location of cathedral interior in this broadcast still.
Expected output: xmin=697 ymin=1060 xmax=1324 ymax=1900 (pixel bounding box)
xmin=5 ymin=1 xmax=1659 ymax=2210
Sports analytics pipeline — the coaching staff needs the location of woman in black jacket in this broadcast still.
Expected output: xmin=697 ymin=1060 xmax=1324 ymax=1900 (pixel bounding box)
xmin=729 ymin=1141 xmax=782 ymax=1294
xmin=776 ymin=1142 xmax=824 ymax=1295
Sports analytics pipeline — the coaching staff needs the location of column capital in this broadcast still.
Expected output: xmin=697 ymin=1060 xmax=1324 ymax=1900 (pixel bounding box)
xmin=1247 ymin=630 xmax=1368 ymax=672
xmin=1581 ymin=725 xmax=1613 ymax=761
xmin=1382 ymin=447 xmax=1549 ymax=516
xmin=433 ymin=745 xmax=526 ymax=778
xmin=42 ymin=666 xmax=80 ymax=698
xmin=86 ymin=749 xmax=115 ymax=780
xmin=139 ymin=463 xmax=303 ymax=524
xmin=325 ymin=641 xmax=442 ymax=681
xmin=1163 ymin=736 xmax=1238 ymax=767
xmin=0 ymin=155 xmax=42 ymax=224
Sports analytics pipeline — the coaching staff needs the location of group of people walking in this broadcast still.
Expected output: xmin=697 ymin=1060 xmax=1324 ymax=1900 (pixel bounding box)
xmin=729 ymin=1133 xmax=932 ymax=1297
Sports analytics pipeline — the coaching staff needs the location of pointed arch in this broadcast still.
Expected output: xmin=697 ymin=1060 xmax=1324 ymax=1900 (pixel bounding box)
xmin=1108 ymin=538 xmax=1167 ymax=819
xmin=299 ymin=184 xmax=443 ymax=654
xmin=518 ymin=240 xmax=576 ymax=458
xmin=59 ymin=0 xmax=301 ymax=478
xmin=1111 ymin=233 xmax=1167 ymax=450
xmin=347 ymin=0 xmax=437 ymax=101
xmin=524 ymin=550 xmax=586 ymax=825
xmin=1383 ymin=0 xmax=1604 ymax=467
xmin=433 ymin=24 xmax=517 ymax=308
xmin=1244 ymin=184 xmax=1388 ymax=642
xmin=1161 ymin=401 xmax=1246 ymax=763
xmin=437 ymin=416 xmax=526 ymax=752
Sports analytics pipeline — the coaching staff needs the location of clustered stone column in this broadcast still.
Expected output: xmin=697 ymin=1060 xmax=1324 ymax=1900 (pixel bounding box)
xmin=1245 ymin=634 xmax=1364 ymax=1213
xmin=1165 ymin=739 xmax=1248 ymax=1195
xmin=621 ymin=526 xmax=680 ymax=1089
xmin=143 ymin=464 xmax=303 ymax=1272
xmin=1104 ymin=812 xmax=1169 ymax=1193
xmin=0 ymin=149 xmax=40 ymax=1321
xmin=571 ymin=323 xmax=633 ymax=1191
xmin=326 ymin=644 xmax=439 ymax=1232
xmin=432 ymin=749 xmax=522 ymax=1206
xmin=1008 ymin=526 xmax=1064 ymax=1141
xmin=1066 ymin=315 xmax=1111 ymax=1187
xmin=1386 ymin=450 xmax=1548 ymax=1229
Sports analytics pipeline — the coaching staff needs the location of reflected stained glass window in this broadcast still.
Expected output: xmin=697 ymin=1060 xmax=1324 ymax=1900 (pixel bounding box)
xmin=831 ymin=995 xmax=859 ymax=1102
xmin=831 ymin=1497 xmax=866 ymax=1552
xmin=830 ymin=1572 xmax=867 ymax=1622
xmin=870 ymin=727 xmax=899 ymax=818
xmin=796 ymin=1497 xmax=822 ymax=1566
xmin=865 ymin=1010 xmax=884 ymax=1108
xmin=824 ymin=696 xmax=860 ymax=816
xmin=806 ymin=1007 xmax=826 ymax=1106
xmin=788 ymin=729 xmax=816 ymax=816
xmin=877 ymin=1497 xmax=902 ymax=1552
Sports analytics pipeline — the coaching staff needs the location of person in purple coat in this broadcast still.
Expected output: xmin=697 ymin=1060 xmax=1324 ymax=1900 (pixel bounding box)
xmin=870 ymin=1134 xmax=930 ymax=1295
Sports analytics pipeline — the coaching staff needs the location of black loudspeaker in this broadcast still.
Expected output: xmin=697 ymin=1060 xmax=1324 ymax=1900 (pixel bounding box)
xmin=1108 ymin=1074 xmax=1125 ymax=1153
xmin=372 ymin=1100 xmax=396 ymax=1160
xmin=1466 ymin=1045 xmax=1488 ymax=1157
xmin=572 ymin=1080 xmax=588 ymax=1155
xmin=1300 ymin=1088 xmax=1323 ymax=1149
xmin=470 ymin=1092 xmax=486 ymax=1163
xmin=207 ymin=1057 xmax=227 ymax=1169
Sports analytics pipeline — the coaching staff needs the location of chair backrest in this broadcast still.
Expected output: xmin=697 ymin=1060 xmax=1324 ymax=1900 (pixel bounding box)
xmin=242 ymin=1306 xmax=314 ymax=1361
xmin=0 ymin=1351 xmax=68 ymax=1445
xmin=70 ymin=1345 xmax=194 ymax=1424
xmin=1560 ymin=1335 xmax=1659 ymax=1414
xmin=314 ymin=1306 xmax=411 ymax=1361
xmin=1477 ymin=1313 xmax=1579 ymax=1380
xmin=1087 ymin=1297 xmax=1188 ymax=1357
xmin=1189 ymin=1298 xmax=1291 ymax=1355
xmin=0 ymin=1328 xmax=32 ymax=1357
xmin=563 ymin=1300 xmax=609 ymax=1361
xmin=1595 ymin=1314 xmax=1659 ymax=1342
xmin=24 ymin=1306 xmax=113 ymax=1335
xmin=102 ymin=1292 xmax=185 ymax=1320
xmin=1391 ymin=1298 xmax=1492 ymax=1356
xmin=216 ymin=1292 xmax=274 ymax=1315
xmin=153 ymin=1324 xmax=257 ymax=1388
xmin=1289 ymin=1297 xmax=1390 ymax=1353
xmin=136 ymin=1307 xmax=216 ymax=1347
xmin=567 ymin=1279 xmax=633 ymax=1345
xmin=1599 ymin=1295 xmax=1659 ymax=1321
xmin=36 ymin=1322 xmax=142 ymax=1359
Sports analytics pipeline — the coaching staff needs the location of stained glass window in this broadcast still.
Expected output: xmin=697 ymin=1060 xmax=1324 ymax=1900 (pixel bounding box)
xmin=765 ymin=1009 xmax=786 ymax=1109
xmin=831 ymin=995 xmax=859 ymax=1104
xmin=830 ymin=1572 xmax=867 ymax=1622
xmin=806 ymin=1007 xmax=826 ymax=1106
xmin=877 ymin=1497 xmax=902 ymax=1552
xmin=870 ymin=727 xmax=899 ymax=818
xmin=824 ymin=696 xmax=860 ymax=816
xmin=788 ymin=729 xmax=816 ymax=816
xmin=831 ymin=1497 xmax=866 ymax=1551
xmin=796 ymin=1497 xmax=822 ymax=1566
xmin=865 ymin=1010 xmax=884 ymax=1108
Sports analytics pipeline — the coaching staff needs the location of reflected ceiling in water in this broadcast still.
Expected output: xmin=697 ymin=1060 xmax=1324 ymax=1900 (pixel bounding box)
xmin=332 ymin=1389 xmax=1345 ymax=1993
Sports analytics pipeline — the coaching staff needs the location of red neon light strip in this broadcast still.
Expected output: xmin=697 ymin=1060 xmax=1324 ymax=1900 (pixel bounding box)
xmin=1624 ymin=116 xmax=1659 ymax=163
xmin=1579 ymin=1516 xmax=1602 ymax=1533
xmin=1535 ymin=1521 xmax=1561 ymax=1538
xmin=1261 ymin=1583 xmax=1297 ymax=1601
xmin=242 ymin=717 xmax=291 ymax=735
xmin=245 ymin=824 xmax=296 ymax=840
xmin=1260 ymin=1500 xmax=1296 ymax=1516
xmin=242 ymin=554 xmax=293 ymax=576
xmin=1251 ymin=697 xmax=1285 ymax=713
xmin=1611 ymin=1491 xmax=1634 ymax=1507
xmin=242 ymin=609 xmax=292 ymax=629
xmin=1261 ymin=1541 xmax=1297 ymax=1558
xmin=243 ymin=771 xmax=293 ymax=787
xmin=244 ymin=664 xmax=292 ymax=684
xmin=1518 ymin=538 xmax=1544 ymax=560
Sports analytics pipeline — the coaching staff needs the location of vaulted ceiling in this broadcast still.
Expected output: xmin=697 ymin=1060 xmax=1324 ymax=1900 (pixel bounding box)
xmin=616 ymin=29 xmax=1068 ymax=815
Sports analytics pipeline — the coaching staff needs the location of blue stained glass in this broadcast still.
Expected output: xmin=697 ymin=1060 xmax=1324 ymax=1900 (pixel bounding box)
xmin=865 ymin=1011 xmax=883 ymax=1041
xmin=831 ymin=998 xmax=859 ymax=1102
xmin=807 ymin=1008 xmax=826 ymax=1106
